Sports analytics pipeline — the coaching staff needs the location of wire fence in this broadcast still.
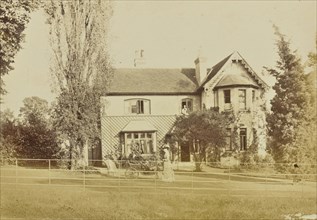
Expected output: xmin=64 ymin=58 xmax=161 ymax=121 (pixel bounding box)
xmin=1 ymin=158 xmax=316 ymax=197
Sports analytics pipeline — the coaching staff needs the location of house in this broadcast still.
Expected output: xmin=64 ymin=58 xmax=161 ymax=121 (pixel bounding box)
xmin=96 ymin=51 xmax=269 ymax=163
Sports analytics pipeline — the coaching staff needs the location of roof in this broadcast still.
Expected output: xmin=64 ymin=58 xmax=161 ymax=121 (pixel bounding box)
xmin=215 ymin=73 xmax=259 ymax=88
xmin=199 ymin=53 xmax=233 ymax=88
xmin=107 ymin=68 xmax=198 ymax=95
xmin=121 ymin=120 xmax=157 ymax=132
xmin=106 ymin=52 xmax=268 ymax=95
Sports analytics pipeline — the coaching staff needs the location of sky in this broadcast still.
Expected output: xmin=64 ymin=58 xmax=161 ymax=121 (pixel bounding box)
xmin=1 ymin=1 xmax=316 ymax=115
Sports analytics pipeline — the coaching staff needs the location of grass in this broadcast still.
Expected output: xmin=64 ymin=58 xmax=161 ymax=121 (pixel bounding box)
xmin=1 ymin=185 xmax=316 ymax=219
xmin=1 ymin=166 xmax=317 ymax=219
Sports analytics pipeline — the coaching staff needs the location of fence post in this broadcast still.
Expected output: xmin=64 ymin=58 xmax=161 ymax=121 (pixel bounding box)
xmin=191 ymin=166 xmax=194 ymax=194
xmin=301 ymin=177 xmax=304 ymax=198
xmin=48 ymin=159 xmax=51 ymax=185
xmin=83 ymin=165 xmax=86 ymax=191
xmin=118 ymin=160 xmax=122 ymax=193
xmin=228 ymin=162 xmax=231 ymax=182
xmin=15 ymin=159 xmax=18 ymax=186
xmin=227 ymin=157 xmax=232 ymax=196
xmin=154 ymin=160 xmax=158 ymax=193
xmin=265 ymin=163 xmax=267 ymax=192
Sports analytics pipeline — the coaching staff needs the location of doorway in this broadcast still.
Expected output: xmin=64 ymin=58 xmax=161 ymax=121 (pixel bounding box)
xmin=180 ymin=144 xmax=190 ymax=162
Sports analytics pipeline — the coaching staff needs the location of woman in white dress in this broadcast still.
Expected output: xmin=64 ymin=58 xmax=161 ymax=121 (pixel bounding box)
xmin=161 ymin=145 xmax=175 ymax=182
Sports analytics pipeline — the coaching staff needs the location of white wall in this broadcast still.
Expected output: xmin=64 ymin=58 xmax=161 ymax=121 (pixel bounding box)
xmin=216 ymin=87 xmax=259 ymax=113
xmin=101 ymin=95 xmax=201 ymax=116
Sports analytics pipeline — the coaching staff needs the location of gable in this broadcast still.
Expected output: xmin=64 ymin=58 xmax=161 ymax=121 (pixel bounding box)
xmin=214 ymin=62 xmax=259 ymax=89
xmin=198 ymin=52 xmax=269 ymax=91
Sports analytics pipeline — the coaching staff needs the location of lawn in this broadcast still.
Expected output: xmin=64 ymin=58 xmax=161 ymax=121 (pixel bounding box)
xmin=1 ymin=166 xmax=316 ymax=219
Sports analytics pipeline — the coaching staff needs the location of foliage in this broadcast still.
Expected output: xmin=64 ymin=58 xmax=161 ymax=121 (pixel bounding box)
xmin=16 ymin=97 xmax=59 ymax=159
xmin=238 ymin=146 xmax=275 ymax=170
xmin=0 ymin=109 xmax=18 ymax=162
xmin=172 ymin=109 xmax=234 ymax=171
xmin=0 ymin=97 xmax=58 ymax=160
xmin=266 ymin=25 xmax=316 ymax=169
xmin=44 ymin=0 xmax=113 ymax=167
xmin=0 ymin=0 xmax=39 ymax=96
xmin=307 ymin=33 xmax=317 ymax=68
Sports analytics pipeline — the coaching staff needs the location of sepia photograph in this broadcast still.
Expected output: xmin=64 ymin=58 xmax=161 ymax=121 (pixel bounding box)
xmin=0 ymin=0 xmax=316 ymax=219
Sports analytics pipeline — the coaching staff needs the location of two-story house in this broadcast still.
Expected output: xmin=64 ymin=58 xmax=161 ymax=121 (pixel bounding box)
xmin=97 ymin=51 xmax=268 ymax=163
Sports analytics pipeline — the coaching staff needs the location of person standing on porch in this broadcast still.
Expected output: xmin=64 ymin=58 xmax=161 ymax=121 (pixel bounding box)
xmin=161 ymin=144 xmax=175 ymax=182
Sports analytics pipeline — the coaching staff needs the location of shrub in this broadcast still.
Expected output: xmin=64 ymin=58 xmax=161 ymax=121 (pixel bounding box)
xmin=0 ymin=139 xmax=17 ymax=165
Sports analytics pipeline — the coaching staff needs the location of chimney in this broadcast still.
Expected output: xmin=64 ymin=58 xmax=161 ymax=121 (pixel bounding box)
xmin=134 ymin=49 xmax=146 ymax=67
xmin=195 ymin=57 xmax=207 ymax=84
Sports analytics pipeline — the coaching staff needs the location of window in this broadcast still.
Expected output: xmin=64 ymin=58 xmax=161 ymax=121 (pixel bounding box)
xmin=240 ymin=128 xmax=247 ymax=151
xmin=224 ymin=90 xmax=231 ymax=110
xmin=181 ymin=98 xmax=193 ymax=115
xmin=224 ymin=90 xmax=231 ymax=103
xmin=252 ymin=90 xmax=256 ymax=103
xmin=125 ymin=99 xmax=150 ymax=114
xmin=123 ymin=132 xmax=155 ymax=155
xmin=225 ymin=128 xmax=232 ymax=151
xmin=239 ymin=89 xmax=246 ymax=110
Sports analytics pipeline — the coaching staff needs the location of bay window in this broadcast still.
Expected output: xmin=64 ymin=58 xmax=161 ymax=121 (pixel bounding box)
xmin=123 ymin=132 xmax=156 ymax=156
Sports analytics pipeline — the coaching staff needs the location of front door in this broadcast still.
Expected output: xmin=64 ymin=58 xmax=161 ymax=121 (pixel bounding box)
xmin=180 ymin=144 xmax=190 ymax=162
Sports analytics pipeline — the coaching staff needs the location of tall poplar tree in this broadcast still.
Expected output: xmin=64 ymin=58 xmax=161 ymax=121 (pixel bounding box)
xmin=45 ymin=0 xmax=113 ymax=167
xmin=266 ymin=26 xmax=316 ymax=167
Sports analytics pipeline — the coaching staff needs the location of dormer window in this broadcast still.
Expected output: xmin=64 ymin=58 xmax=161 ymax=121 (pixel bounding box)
xmin=125 ymin=99 xmax=150 ymax=114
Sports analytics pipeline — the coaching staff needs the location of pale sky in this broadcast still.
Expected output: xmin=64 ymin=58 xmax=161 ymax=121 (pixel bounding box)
xmin=2 ymin=1 xmax=316 ymax=115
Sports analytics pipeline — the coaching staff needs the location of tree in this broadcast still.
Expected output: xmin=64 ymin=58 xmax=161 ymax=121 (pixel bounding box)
xmin=307 ymin=34 xmax=317 ymax=69
xmin=44 ymin=0 xmax=113 ymax=168
xmin=0 ymin=97 xmax=58 ymax=160
xmin=19 ymin=96 xmax=50 ymax=126
xmin=0 ymin=0 xmax=39 ymax=96
xmin=15 ymin=97 xmax=59 ymax=159
xmin=0 ymin=109 xmax=18 ymax=161
xmin=266 ymin=26 xmax=316 ymax=167
xmin=172 ymin=109 xmax=233 ymax=171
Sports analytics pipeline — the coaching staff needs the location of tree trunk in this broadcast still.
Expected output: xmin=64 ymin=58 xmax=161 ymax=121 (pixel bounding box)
xmin=76 ymin=140 xmax=89 ymax=168
xmin=69 ymin=144 xmax=74 ymax=170
xmin=193 ymin=153 xmax=202 ymax=172
xmin=83 ymin=140 xmax=89 ymax=166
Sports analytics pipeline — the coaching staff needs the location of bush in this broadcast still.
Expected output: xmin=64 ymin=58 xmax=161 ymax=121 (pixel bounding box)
xmin=238 ymin=148 xmax=275 ymax=171
xmin=0 ymin=139 xmax=17 ymax=165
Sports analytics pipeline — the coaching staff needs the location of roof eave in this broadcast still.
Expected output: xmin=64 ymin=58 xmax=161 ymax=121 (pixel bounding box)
xmin=213 ymin=84 xmax=260 ymax=90
xmin=106 ymin=92 xmax=200 ymax=96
